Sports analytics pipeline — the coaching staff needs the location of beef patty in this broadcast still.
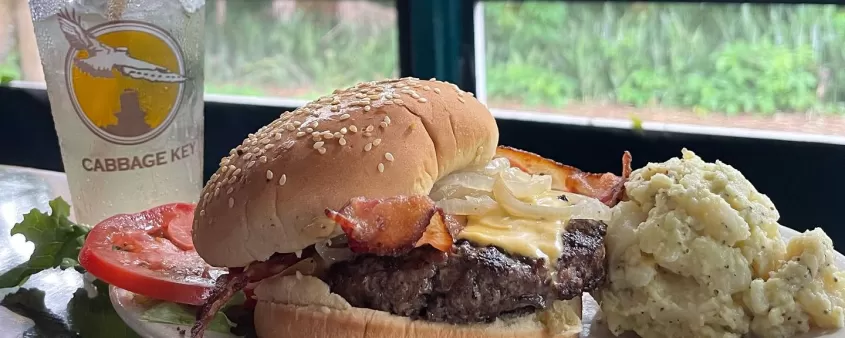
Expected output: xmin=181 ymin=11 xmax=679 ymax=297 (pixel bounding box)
xmin=325 ymin=218 xmax=607 ymax=324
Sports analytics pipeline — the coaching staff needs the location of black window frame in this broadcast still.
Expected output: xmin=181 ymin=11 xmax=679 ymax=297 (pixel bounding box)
xmin=1 ymin=0 xmax=844 ymax=246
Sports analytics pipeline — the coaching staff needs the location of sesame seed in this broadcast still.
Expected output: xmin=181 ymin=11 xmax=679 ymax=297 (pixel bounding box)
xmin=324 ymin=133 xmax=334 ymax=139
xmin=334 ymin=132 xmax=342 ymax=138
xmin=364 ymin=105 xmax=371 ymax=112
xmin=312 ymin=135 xmax=322 ymax=142
xmin=418 ymin=98 xmax=428 ymax=103
xmin=264 ymin=144 xmax=274 ymax=149
xmin=279 ymin=174 xmax=287 ymax=186
xmin=227 ymin=187 xmax=234 ymax=194
xmin=458 ymin=98 xmax=466 ymax=103
xmin=311 ymin=121 xmax=319 ymax=128
xmin=423 ymin=86 xmax=431 ymax=91
xmin=260 ymin=156 xmax=268 ymax=163
xmin=284 ymin=124 xmax=295 ymax=131
xmin=349 ymin=125 xmax=358 ymax=133
xmin=228 ymin=176 xmax=237 ymax=184
xmin=233 ymin=168 xmax=242 ymax=176
xmin=318 ymin=147 xmax=327 ymax=154
xmin=434 ymin=88 xmax=441 ymax=94
xmin=384 ymin=116 xmax=391 ymax=124
xmin=266 ymin=170 xmax=274 ymax=180
xmin=430 ymin=77 xmax=436 ymax=81
xmin=313 ymin=141 xmax=325 ymax=149
xmin=312 ymin=131 xmax=320 ymax=137
xmin=373 ymin=138 xmax=382 ymax=146
xmin=330 ymin=105 xmax=339 ymax=112
xmin=393 ymin=99 xmax=404 ymax=105
xmin=385 ymin=152 xmax=395 ymax=161
xmin=339 ymin=137 xmax=347 ymax=146
xmin=306 ymin=128 xmax=314 ymax=133
xmin=384 ymin=100 xmax=394 ymax=105
xmin=200 ymin=210 xmax=206 ymax=216
xmin=340 ymin=127 xmax=348 ymax=134
xmin=340 ymin=113 xmax=350 ymax=121
xmin=366 ymin=125 xmax=374 ymax=132
xmin=378 ymin=163 xmax=385 ymax=172
xmin=247 ymin=161 xmax=255 ymax=168
xmin=296 ymin=131 xmax=306 ymax=137
xmin=243 ymin=153 xmax=253 ymax=160
xmin=380 ymin=122 xmax=389 ymax=129
xmin=468 ymin=92 xmax=475 ymax=97
xmin=221 ymin=166 xmax=229 ymax=173
xmin=293 ymin=121 xmax=302 ymax=127
xmin=213 ymin=188 xmax=220 ymax=197
xmin=411 ymin=92 xmax=420 ymax=99
xmin=364 ymin=143 xmax=373 ymax=151
xmin=363 ymin=132 xmax=373 ymax=137
xmin=228 ymin=197 xmax=234 ymax=208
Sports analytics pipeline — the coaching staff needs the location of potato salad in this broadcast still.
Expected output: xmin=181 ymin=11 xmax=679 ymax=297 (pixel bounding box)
xmin=597 ymin=149 xmax=845 ymax=338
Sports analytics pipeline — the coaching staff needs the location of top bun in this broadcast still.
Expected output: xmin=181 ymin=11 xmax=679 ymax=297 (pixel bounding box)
xmin=192 ymin=78 xmax=499 ymax=267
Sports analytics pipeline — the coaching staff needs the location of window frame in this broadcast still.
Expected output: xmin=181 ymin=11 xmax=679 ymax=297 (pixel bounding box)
xmin=1 ymin=0 xmax=844 ymax=242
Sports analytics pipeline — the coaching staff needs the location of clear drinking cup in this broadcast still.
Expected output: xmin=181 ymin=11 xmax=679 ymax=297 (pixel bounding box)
xmin=28 ymin=0 xmax=206 ymax=225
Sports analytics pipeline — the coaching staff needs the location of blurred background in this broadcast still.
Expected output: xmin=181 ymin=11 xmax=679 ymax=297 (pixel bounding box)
xmin=1 ymin=0 xmax=843 ymax=137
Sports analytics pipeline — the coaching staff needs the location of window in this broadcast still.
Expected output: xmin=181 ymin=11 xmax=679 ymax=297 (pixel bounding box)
xmin=479 ymin=1 xmax=845 ymax=139
xmin=204 ymin=0 xmax=398 ymax=102
xmin=0 ymin=0 xmax=399 ymax=102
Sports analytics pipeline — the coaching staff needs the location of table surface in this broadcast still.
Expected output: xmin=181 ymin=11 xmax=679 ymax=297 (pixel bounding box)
xmin=0 ymin=165 xmax=138 ymax=338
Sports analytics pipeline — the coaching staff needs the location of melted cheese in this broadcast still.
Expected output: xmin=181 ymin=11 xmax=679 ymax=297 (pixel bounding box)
xmin=457 ymin=191 xmax=572 ymax=262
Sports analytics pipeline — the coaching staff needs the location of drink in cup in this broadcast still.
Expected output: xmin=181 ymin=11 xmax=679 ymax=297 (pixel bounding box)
xmin=28 ymin=0 xmax=206 ymax=225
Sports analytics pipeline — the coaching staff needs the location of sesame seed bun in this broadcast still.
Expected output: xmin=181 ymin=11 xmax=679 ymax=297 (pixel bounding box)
xmin=192 ymin=78 xmax=499 ymax=267
xmin=252 ymin=274 xmax=583 ymax=338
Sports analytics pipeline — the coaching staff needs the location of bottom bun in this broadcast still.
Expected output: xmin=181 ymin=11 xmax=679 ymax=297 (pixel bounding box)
xmin=254 ymin=297 xmax=583 ymax=338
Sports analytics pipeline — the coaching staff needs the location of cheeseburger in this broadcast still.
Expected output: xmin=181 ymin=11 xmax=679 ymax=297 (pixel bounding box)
xmin=190 ymin=78 xmax=631 ymax=338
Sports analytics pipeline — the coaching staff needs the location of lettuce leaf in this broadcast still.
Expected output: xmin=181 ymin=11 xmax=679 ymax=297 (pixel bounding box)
xmin=0 ymin=197 xmax=90 ymax=288
xmin=141 ymin=302 xmax=230 ymax=333
xmin=140 ymin=292 xmax=245 ymax=334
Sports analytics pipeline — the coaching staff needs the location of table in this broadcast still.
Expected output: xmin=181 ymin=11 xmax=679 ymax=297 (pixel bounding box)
xmin=0 ymin=165 xmax=136 ymax=338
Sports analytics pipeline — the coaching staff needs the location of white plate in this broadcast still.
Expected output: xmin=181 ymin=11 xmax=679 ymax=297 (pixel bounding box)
xmin=109 ymin=286 xmax=235 ymax=338
xmin=110 ymin=226 xmax=845 ymax=338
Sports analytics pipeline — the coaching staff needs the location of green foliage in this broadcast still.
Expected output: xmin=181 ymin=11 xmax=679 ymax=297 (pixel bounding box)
xmin=0 ymin=50 xmax=21 ymax=83
xmin=3 ymin=1 xmax=843 ymax=115
xmin=485 ymin=2 xmax=845 ymax=115
xmin=204 ymin=1 xmax=398 ymax=99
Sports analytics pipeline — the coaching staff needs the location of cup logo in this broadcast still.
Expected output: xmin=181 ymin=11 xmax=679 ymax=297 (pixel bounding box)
xmin=58 ymin=9 xmax=187 ymax=145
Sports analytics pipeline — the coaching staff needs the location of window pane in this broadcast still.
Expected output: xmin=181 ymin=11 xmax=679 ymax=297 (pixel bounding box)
xmin=0 ymin=0 xmax=398 ymax=100
xmin=481 ymin=2 xmax=845 ymax=138
xmin=205 ymin=0 xmax=398 ymax=100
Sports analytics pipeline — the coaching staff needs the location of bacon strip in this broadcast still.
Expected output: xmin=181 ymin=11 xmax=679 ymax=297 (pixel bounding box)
xmin=496 ymin=146 xmax=632 ymax=207
xmin=325 ymin=195 xmax=459 ymax=256
xmin=191 ymin=249 xmax=312 ymax=338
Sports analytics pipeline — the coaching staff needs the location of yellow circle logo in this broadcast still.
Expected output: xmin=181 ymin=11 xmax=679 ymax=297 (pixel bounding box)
xmin=59 ymin=10 xmax=186 ymax=145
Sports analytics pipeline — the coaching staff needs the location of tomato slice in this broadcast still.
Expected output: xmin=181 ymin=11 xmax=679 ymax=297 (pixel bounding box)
xmin=162 ymin=208 xmax=194 ymax=251
xmin=79 ymin=203 xmax=224 ymax=306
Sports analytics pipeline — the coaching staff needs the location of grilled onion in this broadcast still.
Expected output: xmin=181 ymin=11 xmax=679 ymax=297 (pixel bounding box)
xmin=500 ymin=167 xmax=553 ymax=199
xmin=315 ymin=237 xmax=354 ymax=265
xmin=493 ymin=174 xmax=573 ymax=220
xmin=436 ymin=195 xmax=499 ymax=215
